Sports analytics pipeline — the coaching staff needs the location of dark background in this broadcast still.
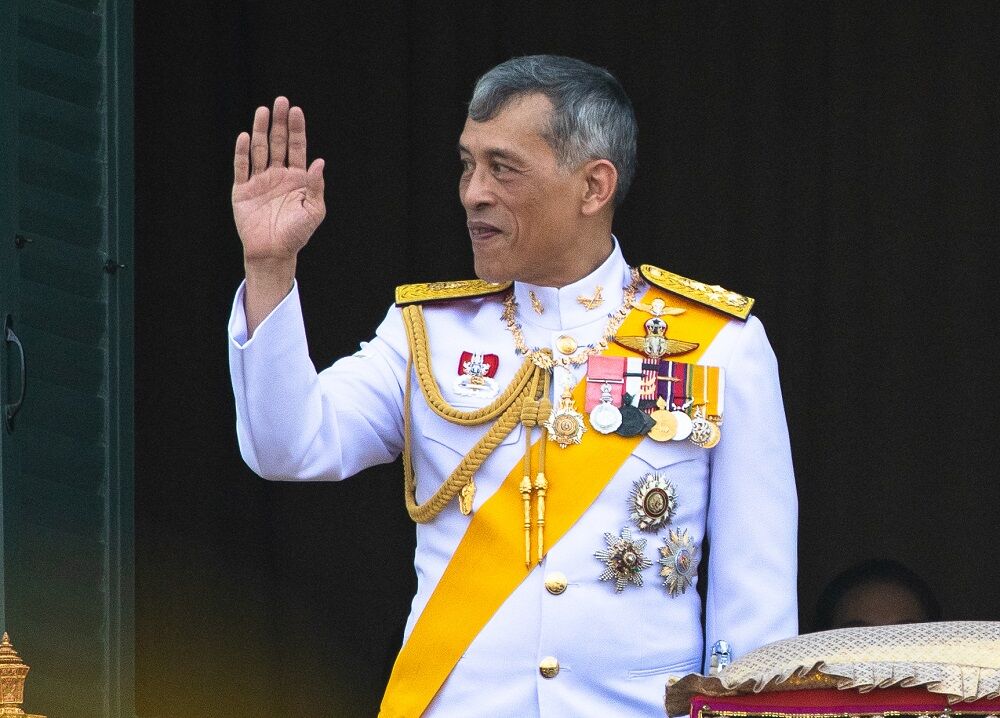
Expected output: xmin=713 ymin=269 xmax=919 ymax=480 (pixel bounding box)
xmin=135 ymin=2 xmax=1000 ymax=716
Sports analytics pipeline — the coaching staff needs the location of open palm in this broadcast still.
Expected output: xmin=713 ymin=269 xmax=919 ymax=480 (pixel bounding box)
xmin=232 ymin=97 xmax=326 ymax=263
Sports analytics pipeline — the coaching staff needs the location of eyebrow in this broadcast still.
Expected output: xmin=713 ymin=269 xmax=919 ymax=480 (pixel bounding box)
xmin=457 ymin=143 xmax=526 ymax=165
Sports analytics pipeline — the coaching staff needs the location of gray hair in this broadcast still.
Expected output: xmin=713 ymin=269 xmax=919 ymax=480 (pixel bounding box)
xmin=468 ymin=55 xmax=638 ymax=206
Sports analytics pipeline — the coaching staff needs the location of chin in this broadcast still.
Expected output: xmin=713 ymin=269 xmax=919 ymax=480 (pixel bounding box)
xmin=472 ymin=256 xmax=514 ymax=283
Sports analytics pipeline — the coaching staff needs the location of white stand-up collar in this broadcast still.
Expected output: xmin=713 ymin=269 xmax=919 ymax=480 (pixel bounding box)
xmin=512 ymin=238 xmax=631 ymax=332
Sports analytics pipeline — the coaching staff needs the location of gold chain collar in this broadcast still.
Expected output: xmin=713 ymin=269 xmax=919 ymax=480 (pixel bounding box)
xmin=502 ymin=267 xmax=643 ymax=370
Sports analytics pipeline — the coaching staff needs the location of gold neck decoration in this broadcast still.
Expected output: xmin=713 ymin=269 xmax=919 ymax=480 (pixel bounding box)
xmin=503 ymin=267 xmax=642 ymax=370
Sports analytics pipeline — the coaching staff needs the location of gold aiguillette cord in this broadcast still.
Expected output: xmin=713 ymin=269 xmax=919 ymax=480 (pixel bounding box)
xmin=518 ymin=368 xmax=552 ymax=566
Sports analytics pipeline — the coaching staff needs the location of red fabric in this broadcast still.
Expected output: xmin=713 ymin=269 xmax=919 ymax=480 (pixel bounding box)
xmin=584 ymin=355 xmax=626 ymax=412
xmin=457 ymin=351 xmax=499 ymax=378
xmin=691 ymin=688 xmax=1000 ymax=716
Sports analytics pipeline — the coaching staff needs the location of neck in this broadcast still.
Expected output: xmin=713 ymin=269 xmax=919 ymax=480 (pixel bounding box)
xmin=528 ymin=227 xmax=615 ymax=288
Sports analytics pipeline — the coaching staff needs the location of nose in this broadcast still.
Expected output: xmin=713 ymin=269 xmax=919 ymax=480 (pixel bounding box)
xmin=460 ymin=165 xmax=495 ymax=210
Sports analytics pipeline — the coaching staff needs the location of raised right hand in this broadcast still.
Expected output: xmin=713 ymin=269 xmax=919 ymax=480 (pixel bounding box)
xmin=232 ymin=96 xmax=326 ymax=266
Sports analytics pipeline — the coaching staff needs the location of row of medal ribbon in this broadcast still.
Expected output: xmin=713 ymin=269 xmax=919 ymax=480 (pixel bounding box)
xmin=584 ymin=356 xmax=725 ymax=447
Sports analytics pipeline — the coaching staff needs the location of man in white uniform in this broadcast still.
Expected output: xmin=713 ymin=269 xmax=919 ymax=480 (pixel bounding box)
xmin=229 ymin=55 xmax=797 ymax=717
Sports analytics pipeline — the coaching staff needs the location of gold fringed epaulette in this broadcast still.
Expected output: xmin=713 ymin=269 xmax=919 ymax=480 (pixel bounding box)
xmin=395 ymin=279 xmax=512 ymax=307
xmin=640 ymin=264 xmax=754 ymax=320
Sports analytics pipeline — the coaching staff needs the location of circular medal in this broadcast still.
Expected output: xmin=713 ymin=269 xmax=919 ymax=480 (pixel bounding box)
xmin=549 ymin=410 xmax=584 ymax=447
xmin=544 ymin=388 xmax=587 ymax=448
xmin=590 ymin=402 xmax=623 ymax=434
xmin=690 ymin=415 xmax=713 ymax=446
xmin=701 ymin=419 xmax=722 ymax=449
xmin=648 ymin=407 xmax=677 ymax=442
xmin=670 ymin=411 xmax=693 ymax=441
xmin=629 ymin=473 xmax=678 ymax=531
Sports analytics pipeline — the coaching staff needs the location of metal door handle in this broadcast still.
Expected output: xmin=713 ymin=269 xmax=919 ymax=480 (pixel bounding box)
xmin=4 ymin=315 xmax=25 ymax=432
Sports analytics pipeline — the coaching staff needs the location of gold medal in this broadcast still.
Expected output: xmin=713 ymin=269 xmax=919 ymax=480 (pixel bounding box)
xmin=701 ymin=418 xmax=721 ymax=448
xmin=689 ymin=365 xmax=723 ymax=448
xmin=648 ymin=397 xmax=678 ymax=442
xmin=544 ymin=388 xmax=586 ymax=448
xmin=689 ymin=406 xmax=721 ymax=448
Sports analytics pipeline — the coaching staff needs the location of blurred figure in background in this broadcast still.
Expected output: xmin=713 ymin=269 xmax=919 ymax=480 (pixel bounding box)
xmin=813 ymin=558 xmax=942 ymax=631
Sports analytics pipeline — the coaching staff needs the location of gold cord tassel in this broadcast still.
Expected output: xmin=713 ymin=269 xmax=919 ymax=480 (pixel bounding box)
xmin=400 ymin=302 xmax=562 ymax=569
xmin=534 ymin=472 xmax=547 ymax=563
xmin=401 ymin=304 xmax=548 ymax=525
xmin=535 ymin=372 xmax=552 ymax=564
xmin=519 ymin=474 xmax=532 ymax=567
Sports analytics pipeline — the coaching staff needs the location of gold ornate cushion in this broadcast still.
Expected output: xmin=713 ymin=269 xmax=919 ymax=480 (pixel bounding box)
xmin=666 ymin=622 xmax=1000 ymax=716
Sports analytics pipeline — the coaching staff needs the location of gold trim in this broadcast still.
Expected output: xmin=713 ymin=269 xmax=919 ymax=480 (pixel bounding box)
xmin=640 ymin=264 xmax=753 ymax=320
xmin=395 ymin=279 xmax=511 ymax=306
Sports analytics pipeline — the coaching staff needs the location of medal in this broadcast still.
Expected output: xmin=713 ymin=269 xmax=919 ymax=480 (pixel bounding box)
xmin=594 ymin=526 xmax=652 ymax=592
xmin=629 ymin=473 xmax=678 ymax=531
xmin=589 ymin=383 xmax=623 ymax=434
xmin=666 ymin=361 xmax=693 ymax=441
xmin=544 ymin=387 xmax=586 ymax=448
xmin=615 ymin=393 xmax=654 ymax=437
xmin=689 ymin=405 xmax=721 ymax=448
xmin=453 ymin=351 xmax=500 ymax=398
xmin=659 ymin=527 xmax=698 ymax=597
xmin=648 ymin=397 xmax=678 ymax=442
xmin=671 ymin=411 xmax=693 ymax=441
xmin=689 ymin=364 xmax=723 ymax=448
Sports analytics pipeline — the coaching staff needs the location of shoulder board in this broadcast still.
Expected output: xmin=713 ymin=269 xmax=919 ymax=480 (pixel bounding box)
xmin=639 ymin=264 xmax=754 ymax=320
xmin=395 ymin=279 xmax=512 ymax=307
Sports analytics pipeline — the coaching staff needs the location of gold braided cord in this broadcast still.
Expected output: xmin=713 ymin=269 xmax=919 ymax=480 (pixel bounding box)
xmin=402 ymin=304 xmax=541 ymax=424
xmin=401 ymin=304 xmax=550 ymax=524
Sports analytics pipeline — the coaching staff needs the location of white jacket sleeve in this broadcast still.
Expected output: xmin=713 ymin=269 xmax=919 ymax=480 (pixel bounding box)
xmin=703 ymin=315 xmax=798 ymax=668
xmin=228 ymin=281 xmax=407 ymax=481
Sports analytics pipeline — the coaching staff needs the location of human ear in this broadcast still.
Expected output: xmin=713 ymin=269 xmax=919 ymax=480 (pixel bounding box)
xmin=580 ymin=159 xmax=618 ymax=216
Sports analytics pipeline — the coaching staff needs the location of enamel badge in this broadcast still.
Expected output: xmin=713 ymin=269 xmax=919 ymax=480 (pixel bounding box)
xmin=659 ymin=527 xmax=698 ymax=597
xmin=454 ymin=351 xmax=500 ymax=398
xmin=629 ymin=473 xmax=677 ymax=531
xmin=595 ymin=527 xmax=652 ymax=592
xmin=544 ymin=388 xmax=586 ymax=448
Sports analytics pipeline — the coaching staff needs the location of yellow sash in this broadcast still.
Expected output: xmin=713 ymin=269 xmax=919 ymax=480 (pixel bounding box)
xmin=380 ymin=287 xmax=730 ymax=717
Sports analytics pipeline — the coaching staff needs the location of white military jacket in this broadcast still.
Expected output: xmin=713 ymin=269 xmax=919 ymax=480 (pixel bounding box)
xmin=228 ymin=243 xmax=798 ymax=717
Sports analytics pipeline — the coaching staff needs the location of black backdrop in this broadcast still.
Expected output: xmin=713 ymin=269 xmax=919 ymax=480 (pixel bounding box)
xmin=135 ymin=2 xmax=1000 ymax=716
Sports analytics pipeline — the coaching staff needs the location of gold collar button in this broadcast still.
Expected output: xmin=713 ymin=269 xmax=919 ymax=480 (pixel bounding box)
xmin=555 ymin=334 xmax=578 ymax=355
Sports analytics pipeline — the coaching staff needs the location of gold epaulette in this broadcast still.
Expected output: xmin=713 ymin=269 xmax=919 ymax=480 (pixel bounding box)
xmin=395 ymin=279 xmax=512 ymax=307
xmin=640 ymin=264 xmax=754 ymax=320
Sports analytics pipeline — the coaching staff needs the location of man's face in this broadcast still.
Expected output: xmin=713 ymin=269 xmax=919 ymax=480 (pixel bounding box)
xmin=458 ymin=93 xmax=583 ymax=285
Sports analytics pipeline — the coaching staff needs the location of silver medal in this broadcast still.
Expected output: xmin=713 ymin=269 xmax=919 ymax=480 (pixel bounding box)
xmin=659 ymin=527 xmax=698 ymax=597
xmin=594 ymin=527 xmax=652 ymax=592
xmin=670 ymin=410 xmax=693 ymax=441
xmin=589 ymin=382 xmax=623 ymax=434
xmin=629 ymin=473 xmax=678 ymax=531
